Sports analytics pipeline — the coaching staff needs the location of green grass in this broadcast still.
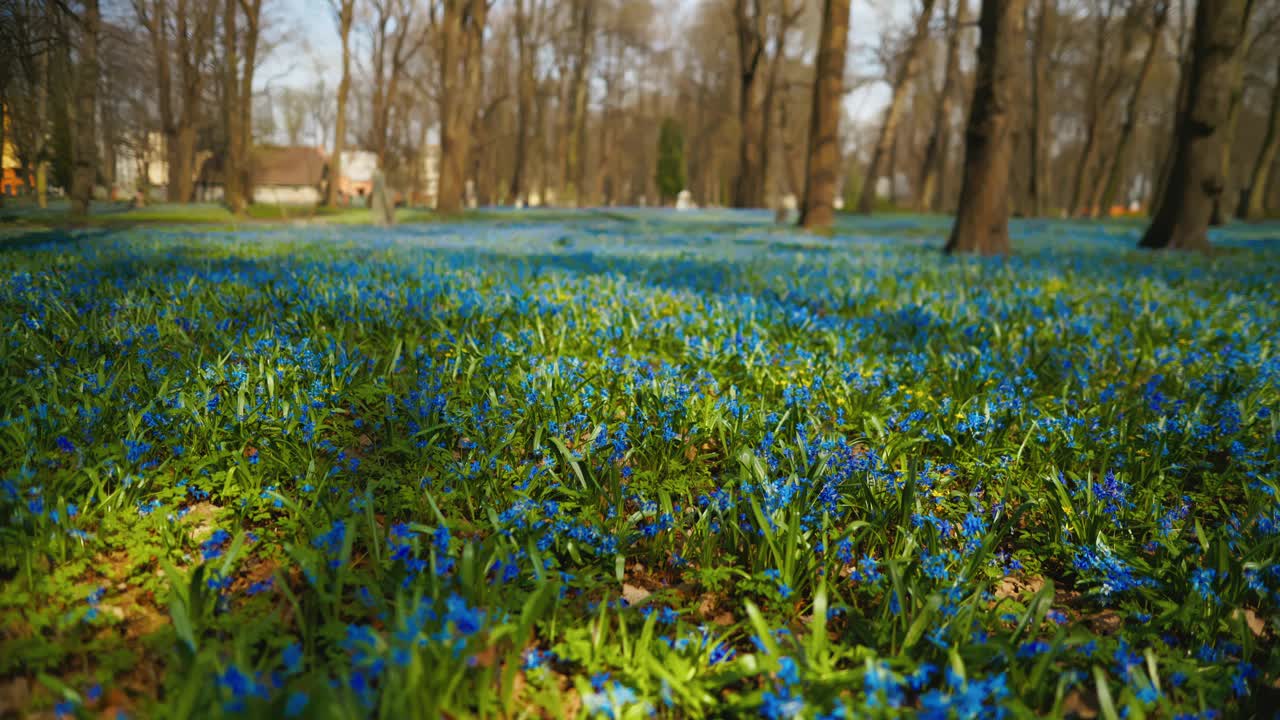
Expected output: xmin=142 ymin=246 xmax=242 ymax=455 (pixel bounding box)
xmin=0 ymin=213 xmax=1278 ymax=718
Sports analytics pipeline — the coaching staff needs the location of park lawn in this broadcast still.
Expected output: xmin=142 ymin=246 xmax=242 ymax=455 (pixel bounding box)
xmin=0 ymin=213 xmax=1278 ymax=719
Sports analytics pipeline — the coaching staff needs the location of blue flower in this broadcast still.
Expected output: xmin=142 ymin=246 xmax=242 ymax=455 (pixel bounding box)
xmin=444 ymin=593 xmax=484 ymax=635
xmin=283 ymin=642 xmax=302 ymax=674
xmin=284 ymin=691 xmax=309 ymax=717
xmin=1017 ymin=640 xmax=1051 ymax=658
xmin=864 ymin=661 xmax=904 ymax=708
xmin=1190 ymin=568 xmax=1218 ymax=602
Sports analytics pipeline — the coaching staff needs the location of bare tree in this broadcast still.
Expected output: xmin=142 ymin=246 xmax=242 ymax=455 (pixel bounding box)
xmin=174 ymin=0 xmax=214 ymax=202
xmin=508 ymin=0 xmax=547 ymax=204
xmin=133 ymin=0 xmax=172 ymax=200
xmin=433 ymin=0 xmax=489 ymax=213
xmin=236 ymin=0 xmax=263 ymax=203
xmin=857 ymin=0 xmax=938 ymax=214
xmin=946 ymin=0 xmax=1027 ymax=255
xmin=1241 ymin=52 xmax=1280 ymax=220
xmin=919 ymin=0 xmax=967 ymax=213
xmin=368 ymin=0 xmax=425 ymax=170
xmin=1093 ymin=0 xmax=1170 ymax=217
xmin=223 ymin=0 xmax=244 ymax=213
xmin=0 ymin=0 xmax=56 ymax=207
xmin=798 ymin=0 xmax=851 ymax=230
xmin=70 ymin=0 xmax=100 ymax=219
xmin=730 ymin=0 xmax=766 ymax=208
xmin=1064 ymin=0 xmax=1125 ymax=217
xmin=325 ymin=0 xmax=354 ymax=207
xmin=1026 ymin=0 xmax=1054 ymax=216
xmin=1140 ymin=0 xmax=1253 ymax=250
xmin=565 ymin=0 xmax=593 ymax=206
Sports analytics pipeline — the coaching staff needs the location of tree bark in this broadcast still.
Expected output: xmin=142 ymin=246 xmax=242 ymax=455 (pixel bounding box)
xmin=238 ymin=0 xmax=261 ymax=202
xmin=945 ymin=0 xmax=1026 ymax=255
xmin=1139 ymin=0 xmax=1251 ymax=251
xmin=757 ymin=2 xmax=802 ymax=208
xmin=732 ymin=0 xmax=765 ymax=208
xmin=920 ymin=0 xmax=966 ymax=213
xmin=1148 ymin=17 xmax=1192 ymax=218
xmin=70 ymin=0 xmax=100 ymax=220
xmin=1210 ymin=37 xmax=1248 ymax=225
xmin=509 ymin=0 xmax=536 ymax=204
xmin=566 ymin=1 xmax=592 ymax=205
xmin=1242 ymin=56 xmax=1280 ymax=221
xmin=222 ymin=0 xmax=244 ymax=214
xmin=326 ymin=0 xmax=354 ymax=207
xmin=1094 ymin=2 xmax=1169 ymax=218
xmin=135 ymin=0 xmax=174 ymax=202
xmin=798 ymin=0 xmax=851 ymax=231
xmin=436 ymin=0 xmax=488 ymax=214
xmin=564 ymin=0 xmax=593 ymax=206
xmin=858 ymin=0 xmax=938 ymax=214
xmin=1026 ymin=0 xmax=1051 ymax=216
xmin=1208 ymin=8 xmax=1249 ymax=224
xmin=36 ymin=48 xmax=49 ymax=209
xmin=1065 ymin=6 xmax=1113 ymax=218
xmin=170 ymin=0 xmax=211 ymax=203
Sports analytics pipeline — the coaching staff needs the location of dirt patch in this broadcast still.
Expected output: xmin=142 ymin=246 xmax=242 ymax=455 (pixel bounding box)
xmin=182 ymin=502 xmax=222 ymax=543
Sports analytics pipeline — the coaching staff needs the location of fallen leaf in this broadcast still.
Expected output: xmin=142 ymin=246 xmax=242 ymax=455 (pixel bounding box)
xmin=1062 ymin=688 xmax=1099 ymax=718
xmin=1234 ymin=608 xmax=1267 ymax=638
xmin=621 ymin=583 xmax=651 ymax=606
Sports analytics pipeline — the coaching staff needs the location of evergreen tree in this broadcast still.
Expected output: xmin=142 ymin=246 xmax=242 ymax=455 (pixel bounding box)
xmin=655 ymin=117 xmax=686 ymax=205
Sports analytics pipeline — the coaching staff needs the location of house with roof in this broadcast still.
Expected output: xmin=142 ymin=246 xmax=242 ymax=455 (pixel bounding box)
xmin=252 ymin=146 xmax=327 ymax=205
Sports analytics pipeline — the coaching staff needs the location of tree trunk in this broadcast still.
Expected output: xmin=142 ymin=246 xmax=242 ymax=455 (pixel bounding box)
xmin=36 ymin=44 xmax=49 ymax=208
xmin=798 ymin=0 xmax=851 ymax=231
xmin=509 ymin=0 xmax=535 ymax=204
xmin=945 ymin=0 xmax=1026 ymax=255
xmin=566 ymin=0 xmax=593 ymax=206
xmin=170 ymin=0 xmax=209 ymax=203
xmin=920 ymin=0 xmax=965 ymax=213
xmin=1210 ymin=50 xmax=1246 ymax=225
xmin=239 ymin=0 xmax=261 ymax=203
xmin=1064 ymin=5 xmax=1116 ymax=218
xmin=144 ymin=0 xmax=177 ymax=203
xmin=1140 ymin=0 xmax=1250 ymax=251
xmin=536 ymin=76 xmax=549 ymax=204
xmin=1027 ymin=0 xmax=1051 ymax=216
xmin=732 ymin=0 xmax=765 ymax=208
xmin=1242 ymin=56 xmax=1280 ymax=220
xmin=223 ymin=0 xmax=244 ymax=214
xmin=858 ymin=0 xmax=938 ymax=214
xmin=1149 ymin=35 xmax=1191 ymax=217
xmin=752 ymin=2 xmax=799 ymax=207
xmin=436 ymin=0 xmax=488 ymax=214
xmin=1095 ymin=3 xmax=1169 ymax=218
xmin=326 ymin=0 xmax=354 ymax=207
xmin=70 ymin=0 xmax=100 ymax=220
xmin=133 ymin=0 xmax=170 ymax=201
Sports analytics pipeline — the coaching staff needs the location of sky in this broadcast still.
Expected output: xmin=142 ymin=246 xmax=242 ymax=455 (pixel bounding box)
xmin=257 ymin=0 xmax=906 ymax=132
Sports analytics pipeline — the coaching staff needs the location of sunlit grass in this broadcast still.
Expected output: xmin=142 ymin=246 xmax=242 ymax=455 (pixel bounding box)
xmin=1 ymin=214 xmax=1278 ymax=718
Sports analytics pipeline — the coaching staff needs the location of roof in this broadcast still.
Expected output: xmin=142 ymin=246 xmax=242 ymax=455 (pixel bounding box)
xmin=253 ymin=146 xmax=327 ymax=187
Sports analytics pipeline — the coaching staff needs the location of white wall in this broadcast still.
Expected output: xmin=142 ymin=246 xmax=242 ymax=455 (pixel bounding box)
xmin=253 ymin=185 xmax=322 ymax=205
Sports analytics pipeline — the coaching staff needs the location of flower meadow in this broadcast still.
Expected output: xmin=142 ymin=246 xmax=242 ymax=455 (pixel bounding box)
xmin=1 ymin=213 xmax=1279 ymax=719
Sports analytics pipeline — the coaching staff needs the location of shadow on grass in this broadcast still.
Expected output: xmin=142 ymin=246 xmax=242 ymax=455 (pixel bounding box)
xmin=0 ymin=227 xmax=124 ymax=254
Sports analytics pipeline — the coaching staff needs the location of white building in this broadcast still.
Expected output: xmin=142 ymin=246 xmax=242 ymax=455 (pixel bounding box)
xmin=114 ymin=131 xmax=169 ymax=198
